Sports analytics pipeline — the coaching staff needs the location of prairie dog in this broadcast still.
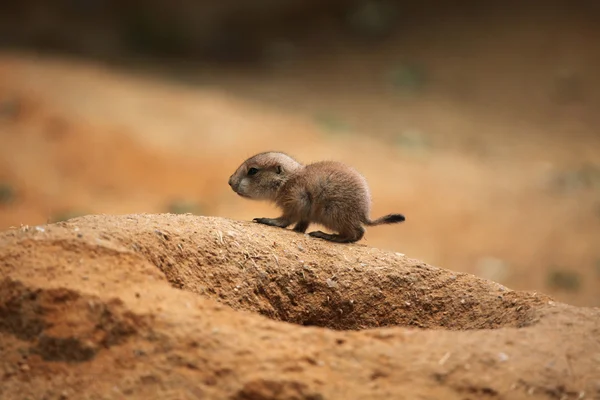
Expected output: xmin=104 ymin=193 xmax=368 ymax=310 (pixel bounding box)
xmin=228 ymin=151 xmax=405 ymax=243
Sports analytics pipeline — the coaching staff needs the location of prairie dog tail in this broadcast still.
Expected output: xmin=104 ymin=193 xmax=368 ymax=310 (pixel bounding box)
xmin=364 ymin=214 xmax=406 ymax=226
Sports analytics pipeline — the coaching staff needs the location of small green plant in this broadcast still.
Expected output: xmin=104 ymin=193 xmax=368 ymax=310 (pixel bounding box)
xmin=547 ymin=269 xmax=581 ymax=291
xmin=394 ymin=129 xmax=432 ymax=158
xmin=314 ymin=113 xmax=352 ymax=134
xmin=345 ymin=0 xmax=397 ymax=38
xmin=395 ymin=129 xmax=430 ymax=149
xmin=0 ymin=96 xmax=21 ymax=120
xmin=121 ymin=12 xmax=190 ymax=57
xmin=167 ymin=200 xmax=203 ymax=215
xmin=388 ymin=63 xmax=427 ymax=93
xmin=547 ymin=163 xmax=600 ymax=194
xmin=50 ymin=210 xmax=87 ymax=223
xmin=0 ymin=183 xmax=16 ymax=204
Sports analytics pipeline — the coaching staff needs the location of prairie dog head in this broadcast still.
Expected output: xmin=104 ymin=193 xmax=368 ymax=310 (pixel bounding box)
xmin=228 ymin=152 xmax=303 ymax=201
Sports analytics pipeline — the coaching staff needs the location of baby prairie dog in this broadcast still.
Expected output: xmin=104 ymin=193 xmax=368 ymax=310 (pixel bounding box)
xmin=228 ymin=151 xmax=405 ymax=243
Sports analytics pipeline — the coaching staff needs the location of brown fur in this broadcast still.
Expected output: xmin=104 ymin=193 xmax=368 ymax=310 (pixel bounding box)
xmin=228 ymin=151 xmax=405 ymax=243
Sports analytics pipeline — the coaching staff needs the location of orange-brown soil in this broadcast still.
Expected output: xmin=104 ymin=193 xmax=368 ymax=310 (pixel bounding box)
xmin=1 ymin=10 xmax=600 ymax=396
xmin=1 ymin=213 xmax=599 ymax=399
xmin=1 ymin=52 xmax=599 ymax=308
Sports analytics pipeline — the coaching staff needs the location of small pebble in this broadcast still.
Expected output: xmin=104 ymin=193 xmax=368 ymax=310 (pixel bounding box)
xmin=326 ymin=278 xmax=338 ymax=288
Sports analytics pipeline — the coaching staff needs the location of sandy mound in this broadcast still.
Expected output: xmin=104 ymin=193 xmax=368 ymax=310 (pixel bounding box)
xmin=2 ymin=53 xmax=600 ymax=310
xmin=1 ymin=214 xmax=598 ymax=399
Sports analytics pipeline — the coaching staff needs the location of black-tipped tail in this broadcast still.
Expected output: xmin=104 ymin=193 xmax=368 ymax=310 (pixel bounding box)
xmin=365 ymin=213 xmax=406 ymax=226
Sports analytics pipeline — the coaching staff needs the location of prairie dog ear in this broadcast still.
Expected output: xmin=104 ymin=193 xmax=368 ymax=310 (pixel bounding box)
xmin=276 ymin=165 xmax=282 ymax=174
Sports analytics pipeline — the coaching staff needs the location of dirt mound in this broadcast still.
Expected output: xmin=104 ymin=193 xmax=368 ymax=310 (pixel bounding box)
xmin=2 ymin=53 xmax=600 ymax=310
xmin=1 ymin=214 xmax=598 ymax=399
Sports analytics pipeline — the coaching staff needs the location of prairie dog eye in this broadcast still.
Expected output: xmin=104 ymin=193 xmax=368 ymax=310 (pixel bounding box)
xmin=247 ymin=167 xmax=259 ymax=176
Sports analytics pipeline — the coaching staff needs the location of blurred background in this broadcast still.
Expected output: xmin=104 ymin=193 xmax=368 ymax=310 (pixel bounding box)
xmin=0 ymin=0 xmax=599 ymax=306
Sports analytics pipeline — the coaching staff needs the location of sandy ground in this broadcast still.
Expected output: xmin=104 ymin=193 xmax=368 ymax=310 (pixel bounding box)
xmin=1 ymin=5 xmax=599 ymax=398
xmin=0 ymin=48 xmax=599 ymax=398
xmin=1 ymin=213 xmax=599 ymax=400
xmin=0 ymin=50 xmax=599 ymax=308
